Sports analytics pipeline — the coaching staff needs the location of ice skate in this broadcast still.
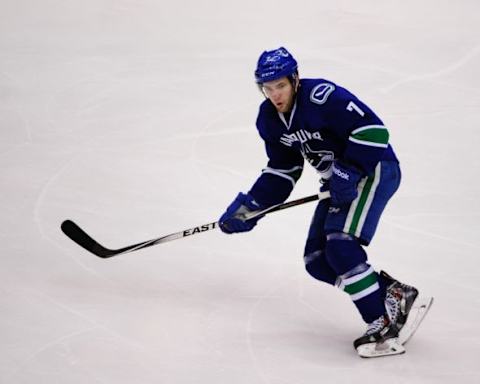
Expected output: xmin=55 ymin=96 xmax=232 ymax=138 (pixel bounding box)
xmin=382 ymin=270 xmax=419 ymax=330
xmin=354 ymin=314 xmax=405 ymax=358
xmin=381 ymin=270 xmax=432 ymax=345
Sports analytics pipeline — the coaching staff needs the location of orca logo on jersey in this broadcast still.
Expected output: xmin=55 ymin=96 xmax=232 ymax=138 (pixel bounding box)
xmin=304 ymin=147 xmax=334 ymax=178
xmin=279 ymin=129 xmax=333 ymax=179
xmin=310 ymin=83 xmax=335 ymax=105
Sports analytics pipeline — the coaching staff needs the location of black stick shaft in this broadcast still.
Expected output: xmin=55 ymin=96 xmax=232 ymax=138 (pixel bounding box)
xmin=61 ymin=191 xmax=330 ymax=258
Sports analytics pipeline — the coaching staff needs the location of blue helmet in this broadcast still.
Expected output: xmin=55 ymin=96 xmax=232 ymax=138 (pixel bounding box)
xmin=254 ymin=47 xmax=298 ymax=84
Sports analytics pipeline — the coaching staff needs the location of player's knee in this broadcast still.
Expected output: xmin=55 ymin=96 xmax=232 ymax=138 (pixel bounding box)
xmin=304 ymin=250 xmax=324 ymax=280
xmin=304 ymin=250 xmax=336 ymax=285
xmin=325 ymin=232 xmax=367 ymax=275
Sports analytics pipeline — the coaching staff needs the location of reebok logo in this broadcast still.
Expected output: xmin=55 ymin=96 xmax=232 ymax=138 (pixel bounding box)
xmin=332 ymin=165 xmax=349 ymax=180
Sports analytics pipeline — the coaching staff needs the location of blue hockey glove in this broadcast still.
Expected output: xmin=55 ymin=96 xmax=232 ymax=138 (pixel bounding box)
xmin=219 ymin=193 xmax=264 ymax=234
xmin=319 ymin=178 xmax=330 ymax=193
xmin=330 ymin=161 xmax=362 ymax=206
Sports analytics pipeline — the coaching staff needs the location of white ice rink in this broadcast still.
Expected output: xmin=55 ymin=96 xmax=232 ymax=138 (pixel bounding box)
xmin=1 ymin=0 xmax=479 ymax=382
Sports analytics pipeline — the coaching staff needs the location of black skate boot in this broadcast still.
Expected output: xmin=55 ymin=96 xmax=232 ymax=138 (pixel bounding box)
xmin=354 ymin=314 xmax=404 ymax=357
xmin=381 ymin=271 xmax=433 ymax=345
xmin=381 ymin=271 xmax=419 ymax=332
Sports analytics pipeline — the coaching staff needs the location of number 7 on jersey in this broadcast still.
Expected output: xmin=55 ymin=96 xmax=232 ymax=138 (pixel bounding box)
xmin=347 ymin=101 xmax=365 ymax=117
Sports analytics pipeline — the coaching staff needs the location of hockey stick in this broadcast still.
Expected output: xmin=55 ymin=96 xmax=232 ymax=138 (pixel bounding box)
xmin=61 ymin=191 xmax=330 ymax=259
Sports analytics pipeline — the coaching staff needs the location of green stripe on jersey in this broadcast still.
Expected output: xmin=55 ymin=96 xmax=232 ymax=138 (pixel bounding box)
xmin=350 ymin=125 xmax=389 ymax=147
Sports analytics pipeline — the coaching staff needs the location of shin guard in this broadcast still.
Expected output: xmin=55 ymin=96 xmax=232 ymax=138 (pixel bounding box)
xmin=325 ymin=233 xmax=385 ymax=323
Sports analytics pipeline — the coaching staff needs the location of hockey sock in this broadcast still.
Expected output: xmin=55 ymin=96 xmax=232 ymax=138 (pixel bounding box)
xmin=325 ymin=233 xmax=386 ymax=323
xmin=337 ymin=263 xmax=386 ymax=323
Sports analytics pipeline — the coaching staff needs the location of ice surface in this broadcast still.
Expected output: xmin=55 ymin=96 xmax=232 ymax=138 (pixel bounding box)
xmin=1 ymin=0 xmax=479 ymax=383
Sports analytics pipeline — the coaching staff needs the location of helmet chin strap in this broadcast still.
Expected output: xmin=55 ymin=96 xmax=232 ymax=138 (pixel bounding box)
xmin=287 ymin=70 xmax=299 ymax=89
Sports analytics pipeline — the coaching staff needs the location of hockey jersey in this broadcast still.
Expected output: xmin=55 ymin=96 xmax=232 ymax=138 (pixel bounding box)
xmin=249 ymin=78 xmax=398 ymax=207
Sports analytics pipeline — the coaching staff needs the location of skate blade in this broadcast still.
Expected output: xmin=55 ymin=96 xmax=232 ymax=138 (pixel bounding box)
xmin=399 ymin=296 xmax=434 ymax=345
xmin=356 ymin=338 xmax=405 ymax=358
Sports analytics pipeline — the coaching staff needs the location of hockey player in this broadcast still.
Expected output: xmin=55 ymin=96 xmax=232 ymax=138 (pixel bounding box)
xmin=218 ymin=47 xmax=422 ymax=357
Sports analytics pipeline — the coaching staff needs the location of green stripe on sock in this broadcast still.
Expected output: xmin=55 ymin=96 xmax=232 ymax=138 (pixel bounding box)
xmin=344 ymin=272 xmax=378 ymax=295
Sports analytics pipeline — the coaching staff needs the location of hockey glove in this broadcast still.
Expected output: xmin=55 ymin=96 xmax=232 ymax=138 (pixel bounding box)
xmin=319 ymin=178 xmax=330 ymax=193
xmin=219 ymin=193 xmax=264 ymax=234
xmin=330 ymin=161 xmax=362 ymax=206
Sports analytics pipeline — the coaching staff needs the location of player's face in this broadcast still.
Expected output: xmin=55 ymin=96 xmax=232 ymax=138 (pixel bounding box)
xmin=262 ymin=77 xmax=296 ymax=113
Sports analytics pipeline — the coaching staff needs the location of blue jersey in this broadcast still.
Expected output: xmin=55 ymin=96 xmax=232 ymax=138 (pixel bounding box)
xmin=249 ymin=78 xmax=398 ymax=207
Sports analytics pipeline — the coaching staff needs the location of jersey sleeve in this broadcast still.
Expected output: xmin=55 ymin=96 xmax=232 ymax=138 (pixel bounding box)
xmin=322 ymin=85 xmax=389 ymax=175
xmin=248 ymin=114 xmax=304 ymax=207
